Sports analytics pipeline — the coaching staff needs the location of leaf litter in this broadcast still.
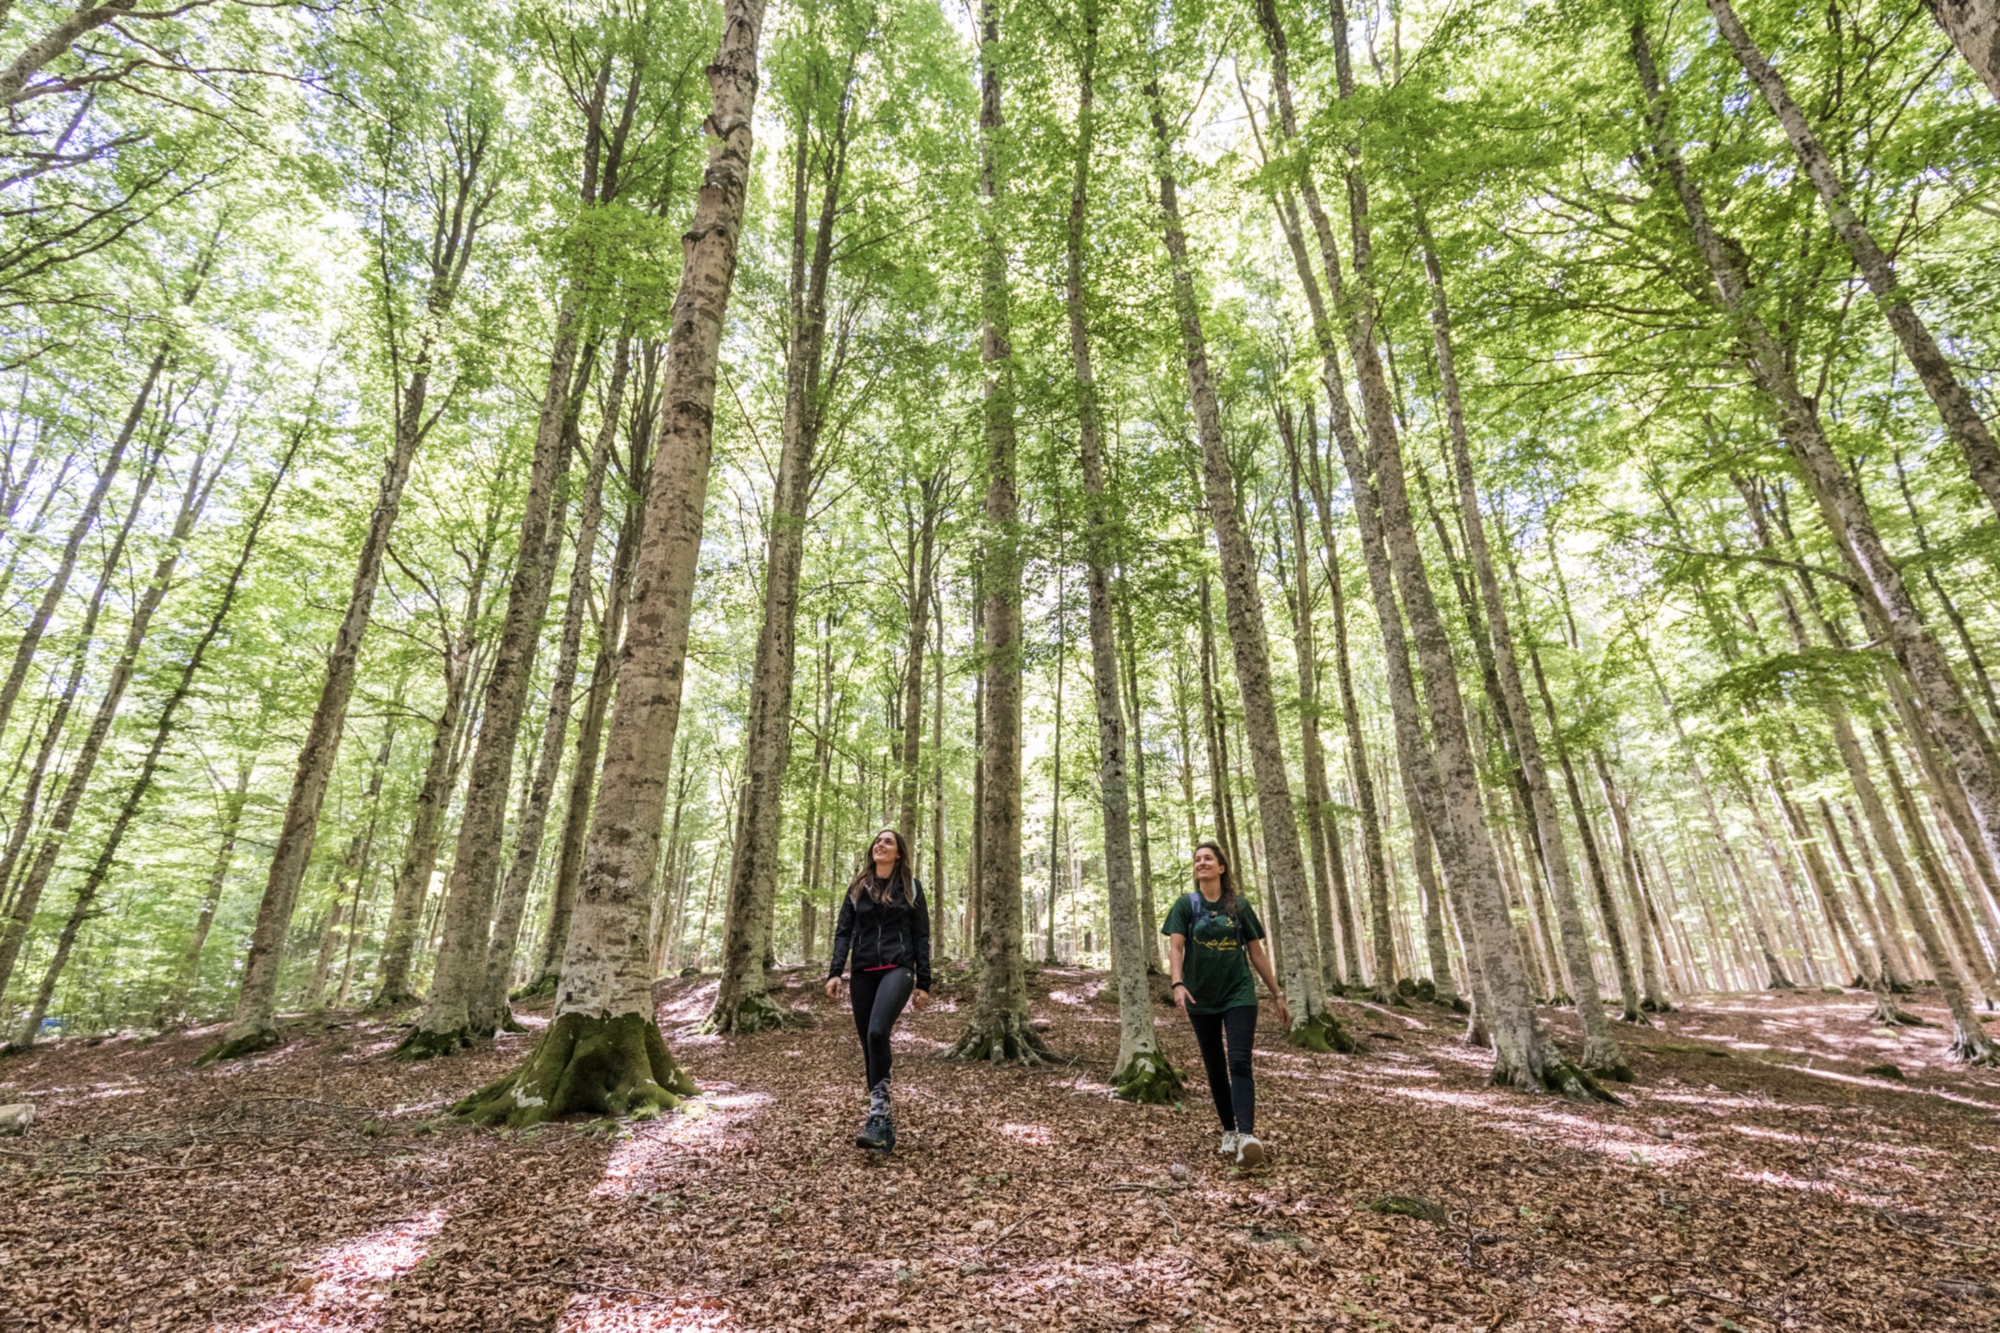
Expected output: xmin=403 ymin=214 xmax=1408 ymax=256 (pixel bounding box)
xmin=2 ymin=973 xmax=1997 ymax=1330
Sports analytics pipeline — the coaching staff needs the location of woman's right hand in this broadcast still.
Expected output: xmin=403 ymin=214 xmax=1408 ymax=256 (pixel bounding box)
xmin=824 ymin=976 xmax=842 ymax=1000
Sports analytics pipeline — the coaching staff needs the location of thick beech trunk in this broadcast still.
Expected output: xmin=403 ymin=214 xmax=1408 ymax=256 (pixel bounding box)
xmin=1115 ymin=593 xmax=1159 ymax=970
xmin=947 ymin=0 xmax=1045 ymax=1066
xmin=1064 ymin=17 xmax=1178 ymax=1098
xmin=707 ymin=68 xmax=853 ymax=1035
xmin=1923 ymin=0 xmax=2000 ymax=101
xmin=477 ymin=337 xmax=631 ymax=1035
xmin=457 ymin=0 xmax=765 ymax=1123
xmin=1146 ymin=80 xmax=1350 ymax=1055
xmin=404 ymin=313 xmax=583 ymax=1056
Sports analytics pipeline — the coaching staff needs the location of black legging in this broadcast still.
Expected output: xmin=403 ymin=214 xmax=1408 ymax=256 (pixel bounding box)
xmin=1187 ymin=1003 xmax=1257 ymax=1133
xmin=849 ymin=965 xmax=914 ymax=1090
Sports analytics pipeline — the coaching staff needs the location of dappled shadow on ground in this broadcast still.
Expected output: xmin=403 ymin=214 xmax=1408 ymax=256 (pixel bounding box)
xmin=3 ymin=970 xmax=1997 ymax=1330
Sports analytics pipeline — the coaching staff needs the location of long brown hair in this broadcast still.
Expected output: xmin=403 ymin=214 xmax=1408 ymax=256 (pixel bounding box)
xmin=1193 ymin=839 xmax=1240 ymax=920
xmin=848 ymin=828 xmax=915 ymax=906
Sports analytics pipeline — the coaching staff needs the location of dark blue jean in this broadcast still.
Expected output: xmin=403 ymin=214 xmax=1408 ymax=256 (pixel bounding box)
xmin=1187 ymin=1003 xmax=1257 ymax=1133
xmin=849 ymin=965 xmax=914 ymax=1090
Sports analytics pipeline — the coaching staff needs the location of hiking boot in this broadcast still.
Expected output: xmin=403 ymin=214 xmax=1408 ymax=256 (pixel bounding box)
xmin=856 ymin=1111 xmax=890 ymax=1151
xmin=1217 ymin=1131 xmax=1241 ymax=1158
xmin=1233 ymin=1133 xmax=1267 ymax=1168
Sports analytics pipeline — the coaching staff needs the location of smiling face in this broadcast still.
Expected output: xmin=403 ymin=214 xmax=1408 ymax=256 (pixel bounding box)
xmin=871 ymin=830 xmax=900 ymax=874
xmin=1192 ymin=844 xmax=1224 ymax=887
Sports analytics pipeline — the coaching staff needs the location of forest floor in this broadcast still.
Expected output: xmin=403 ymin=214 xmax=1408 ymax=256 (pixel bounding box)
xmin=2 ymin=970 xmax=1997 ymax=1333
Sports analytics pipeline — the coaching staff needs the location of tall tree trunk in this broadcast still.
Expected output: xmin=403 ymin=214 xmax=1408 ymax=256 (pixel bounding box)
xmin=372 ymin=510 xmax=499 ymax=1006
xmin=477 ymin=335 xmax=632 ymax=1036
xmin=0 ymin=443 xmax=162 ymax=996
xmin=1593 ymin=750 xmax=1672 ymax=1011
xmin=948 ymin=0 xmax=1045 ymax=1065
xmin=1064 ymin=13 xmax=1177 ymax=1096
xmin=0 ymin=344 xmax=166 ymax=747
xmin=1145 ymin=79 xmax=1349 ymax=1055
xmin=1923 ymin=0 xmax=2000 ymax=100
xmin=531 ymin=345 xmax=657 ymax=993
xmin=1045 ymin=557 xmax=1065 ymax=965
xmin=1117 ymin=588 xmax=1160 ymax=969
xmin=897 ymin=480 xmax=941 ymax=848
xmin=1274 ymin=410 xmax=1343 ymax=992
xmin=707 ymin=58 xmax=854 ymax=1034
xmin=158 ymin=758 xmax=255 ymax=1026
xmin=1414 ymin=204 xmax=1631 ymax=1064
xmin=454 ymin=0 xmax=765 ymax=1123
xmin=1632 ymin=18 xmax=2000 ymax=1056
xmin=1707 ymin=0 xmax=2000 ymax=539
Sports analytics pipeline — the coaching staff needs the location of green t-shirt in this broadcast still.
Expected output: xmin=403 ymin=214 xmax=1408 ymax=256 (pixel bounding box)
xmin=1161 ymin=891 xmax=1266 ymax=1014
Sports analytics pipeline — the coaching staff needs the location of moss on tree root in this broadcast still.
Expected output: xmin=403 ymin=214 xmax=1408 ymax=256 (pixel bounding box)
xmin=1501 ymin=1054 xmax=1621 ymax=1104
xmin=1287 ymin=1012 xmax=1361 ymax=1055
xmin=1641 ymin=997 xmax=1676 ymax=1014
xmin=699 ymin=990 xmax=803 ymax=1036
xmin=511 ymin=975 xmax=558 ymax=1002
xmin=195 ymin=1023 xmax=283 ymax=1065
xmin=453 ymin=1010 xmax=697 ymax=1128
xmin=945 ymin=1011 xmax=1050 ymax=1065
xmin=1870 ymin=996 xmax=1928 ymax=1027
xmin=391 ymin=1024 xmax=480 ymax=1061
xmin=1110 ymin=1048 xmax=1185 ymax=1104
xmin=1949 ymin=1024 xmax=2000 ymax=1066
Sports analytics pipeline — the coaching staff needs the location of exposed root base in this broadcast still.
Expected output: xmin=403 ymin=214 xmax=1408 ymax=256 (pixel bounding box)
xmin=368 ymin=989 xmax=419 ymax=1010
xmin=1641 ymin=997 xmax=1676 ymax=1014
xmin=1446 ymin=996 xmax=1471 ymax=1015
xmin=699 ymin=990 xmax=804 ymax=1036
xmin=0 ymin=1039 xmax=32 ymax=1057
xmin=497 ymin=1012 xmax=528 ymax=1035
xmin=453 ymin=1010 xmax=696 ymax=1128
xmin=1110 ymin=1048 xmax=1186 ymax=1104
xmin=392 ymin=1025 xmax=480 ymax=1061
xmin=1500 ymin=1054 xmax=1620 ymax=1104
xmin=1617 ymin=1008 xmax=1654 ymax=1026
xmin=1287 ymin=1011 xmax=1362 ymax=1055
xmin=1949 ymin=1027 xmax=2000 ymax=1065
xmin=1766 ymin=976 xmax=1797 ymax=990
xmin=196 ymin=1023 xmax=283 ymax=1065
xmin=1870 ymin=998 xmax=1929 ymax=1027
xmin=511 ymin=976 xmax=558 ymax=1002
xmin=945 ymin=1011 xmax=1051 ymax=1066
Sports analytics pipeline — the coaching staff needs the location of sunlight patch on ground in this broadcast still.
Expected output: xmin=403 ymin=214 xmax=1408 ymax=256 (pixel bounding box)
xmin=657 ymin=980 xmax=722 ymax=1024
xmin=1729 ymin=1168 xmax=1883 ymax=1203
xmin=998 ymin=1122 xmax=1053 ymax=1146
xmin=1386 ymin=1086 xmax=1704 ymax=1168
xmin=557 ymin=1287 xmax=738 ymax=1331
xmin=1048 ymin=981 xmax=1105 ymax=1006
xmin=224 ymin=1207 xmax=449 ymax=1332
xmin=591 ymin=1091 xmax=774 ymax=1200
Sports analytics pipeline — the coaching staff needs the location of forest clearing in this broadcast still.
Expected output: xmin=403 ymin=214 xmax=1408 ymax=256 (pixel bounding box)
xmin=4 ymin=0 xmax=2000 ymax=1327
xmin=3 ymin=974 xmax=1997 ymax=1331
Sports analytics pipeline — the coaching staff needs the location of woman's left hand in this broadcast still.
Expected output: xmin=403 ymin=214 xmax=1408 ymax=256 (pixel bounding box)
xmin=1273 ymin=996 xmax=1293 ymax=1030
xmin=911 ymin=989 xmax=930 ymax=1012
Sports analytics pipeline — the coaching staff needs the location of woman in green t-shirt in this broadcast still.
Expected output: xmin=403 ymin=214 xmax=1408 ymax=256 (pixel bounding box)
xmin=1162 ymin=840 xmax=1290 ymax=1167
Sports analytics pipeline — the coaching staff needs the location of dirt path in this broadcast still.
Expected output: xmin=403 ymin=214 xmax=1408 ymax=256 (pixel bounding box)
xmin=2 ymin=971 xmax=1995 ymax=1330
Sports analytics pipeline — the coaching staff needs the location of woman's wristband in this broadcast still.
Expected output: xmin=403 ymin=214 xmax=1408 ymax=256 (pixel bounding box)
xmin=1172 ymin=981 xmax=1188 ymax=992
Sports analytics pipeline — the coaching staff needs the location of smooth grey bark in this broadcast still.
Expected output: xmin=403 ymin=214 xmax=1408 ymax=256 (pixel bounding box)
xmin=1923 ymin=0 xmax=2000 ymax=100
xmin=948 ymin=0 xmax=1044 ymax=1066
xmin=1593 ymin=750 xmax=1672 ymax=1010
xmin=896 ymin=477 xmax=942 ymax=850
xmin=210 ymin=117 xmax=496 ymax=1060
xmin=455 ymin=0 xmax=765 ymax=1126
xmin=1147 ymin=78 xmax=1347 ymax=1054
xmin=707 ymin=58 xmax=854 ymax=1034
xmin=1063 ymin=13 xmax=1173 ymax=1094
xmin=476 ymin=335 xmax=631 ymax=1035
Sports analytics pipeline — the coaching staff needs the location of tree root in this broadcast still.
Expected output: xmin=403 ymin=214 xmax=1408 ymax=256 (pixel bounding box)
xmin=1641 ymin=996 xmax=1675 ymax=1014
xmin=1869 ymin=996 xmax=1929 ymax=1027
xmin=1949 ymin=1023 xmax=2000 ymax=1066
xmin=453 ymin=1010 xmax=696 ymax=1128
xmin=511 ymin=975 xmax=558 ymax=1002
xmin=1110 ymin=1048 xmax=1185 ymax=1104
xmin=944 ymin=1010 xmax=1050 ymax=1065
xmin=1286 ymin=1011 xmax=1361 ymax=1055
xmin=1580 ymin=1040 xmax=1635 ymax=1084
xmin=392 ymin=1025 xmax=480 ymax=1061
xmin=1502 ymin=1052 xmax=1620 ymax=1104
xmin=195 ymin=1022 xmax=283 ymax=1065
xmin=699 ymin=990 xmax=804 ymax=1035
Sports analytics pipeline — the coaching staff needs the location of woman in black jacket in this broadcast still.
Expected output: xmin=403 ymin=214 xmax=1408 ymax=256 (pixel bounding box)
xmin=824 ymin=828 xmax=931 ymax=1150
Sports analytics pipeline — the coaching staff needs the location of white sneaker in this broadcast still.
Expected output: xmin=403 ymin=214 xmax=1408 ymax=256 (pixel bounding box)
xmin=1217 ymin=1131 xmax=1241 ymax=1157
xmin=1234 ymin=1133 xmax=1267 ymax=1168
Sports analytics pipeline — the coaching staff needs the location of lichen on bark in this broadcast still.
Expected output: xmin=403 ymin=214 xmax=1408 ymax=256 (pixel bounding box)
xmin=453 ymin=1011 xmax=696 ymax=1128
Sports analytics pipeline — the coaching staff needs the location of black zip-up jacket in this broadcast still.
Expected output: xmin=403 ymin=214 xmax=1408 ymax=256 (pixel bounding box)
xmin=828 ymin=877 xmax=931 ymax=991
